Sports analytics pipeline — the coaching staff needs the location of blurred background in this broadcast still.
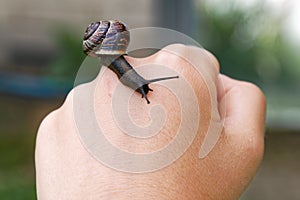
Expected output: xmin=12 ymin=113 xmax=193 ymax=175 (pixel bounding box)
xmin=0 ymin=0 xmax=299 ymax=199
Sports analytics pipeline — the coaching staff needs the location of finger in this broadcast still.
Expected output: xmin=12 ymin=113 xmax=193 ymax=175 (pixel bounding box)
xmin=219 ymin=74 xmax=266 ymax=138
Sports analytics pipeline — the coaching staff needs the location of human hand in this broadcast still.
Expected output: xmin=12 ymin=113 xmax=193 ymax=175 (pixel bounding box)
xmin=35 ymin=44 xmax=266 ymax=199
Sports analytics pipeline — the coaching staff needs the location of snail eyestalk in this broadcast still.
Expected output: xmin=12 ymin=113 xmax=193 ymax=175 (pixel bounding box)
xmin=82 ymin=20 xmax=179 ymax=104
xmin=146 ymin=75 xmax=180 ymax=84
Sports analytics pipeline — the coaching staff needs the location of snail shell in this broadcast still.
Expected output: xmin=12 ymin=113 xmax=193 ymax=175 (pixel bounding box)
xmin=83 ymin=20 xmax=130 ymax=57
xmin=82 ymin=20 xmax=179 ymax=104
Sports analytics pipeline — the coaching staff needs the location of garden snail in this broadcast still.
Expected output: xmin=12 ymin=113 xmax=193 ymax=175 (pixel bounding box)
xmin=82 ymin=20 xmax=179 ymax=104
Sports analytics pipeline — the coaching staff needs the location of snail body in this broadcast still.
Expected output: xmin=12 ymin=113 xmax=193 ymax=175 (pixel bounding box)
xmin=83 ymin=20 xmax=178 ymax=104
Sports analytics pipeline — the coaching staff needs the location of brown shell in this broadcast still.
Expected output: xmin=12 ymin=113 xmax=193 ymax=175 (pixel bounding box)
xmin=83 ymin=20 xmax=130 ymax=57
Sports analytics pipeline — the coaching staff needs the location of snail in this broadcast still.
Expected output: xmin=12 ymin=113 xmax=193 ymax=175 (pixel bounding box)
xmin=82 ymin=20 xmax=179 ymax=104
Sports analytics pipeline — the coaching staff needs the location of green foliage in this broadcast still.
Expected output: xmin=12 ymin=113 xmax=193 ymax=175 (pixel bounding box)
xmin=0 ymin=171 xmax=36 ymax=200
xmin=47 ymin=27 xmax=86 ymax=83
xmin=0 ymin=132 xmax=36 ymax=199
xmin=199 ymin=0 xmax=300 ymax=89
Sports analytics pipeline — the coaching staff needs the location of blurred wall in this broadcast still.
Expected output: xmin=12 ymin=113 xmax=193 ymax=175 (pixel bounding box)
xmin=0 ymin=0 xmax=155 ymax=70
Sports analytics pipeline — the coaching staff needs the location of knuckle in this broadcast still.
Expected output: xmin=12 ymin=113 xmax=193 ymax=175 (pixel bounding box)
xmin=203 ymin=50 xmax=220 ymax=71
xmin=166 ymin=45 xmax=220 ymax=72
xmin=241 ymin=82 xmax=266 ymax=104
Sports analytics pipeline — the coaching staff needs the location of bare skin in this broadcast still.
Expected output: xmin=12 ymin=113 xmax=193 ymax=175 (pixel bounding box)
xmin=35 ymin=44 xmax=266 ymax=199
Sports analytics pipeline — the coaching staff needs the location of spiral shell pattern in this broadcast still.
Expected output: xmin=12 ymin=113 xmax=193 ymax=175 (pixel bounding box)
xmin=83 ymin=20 xmax=130 ymax=57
